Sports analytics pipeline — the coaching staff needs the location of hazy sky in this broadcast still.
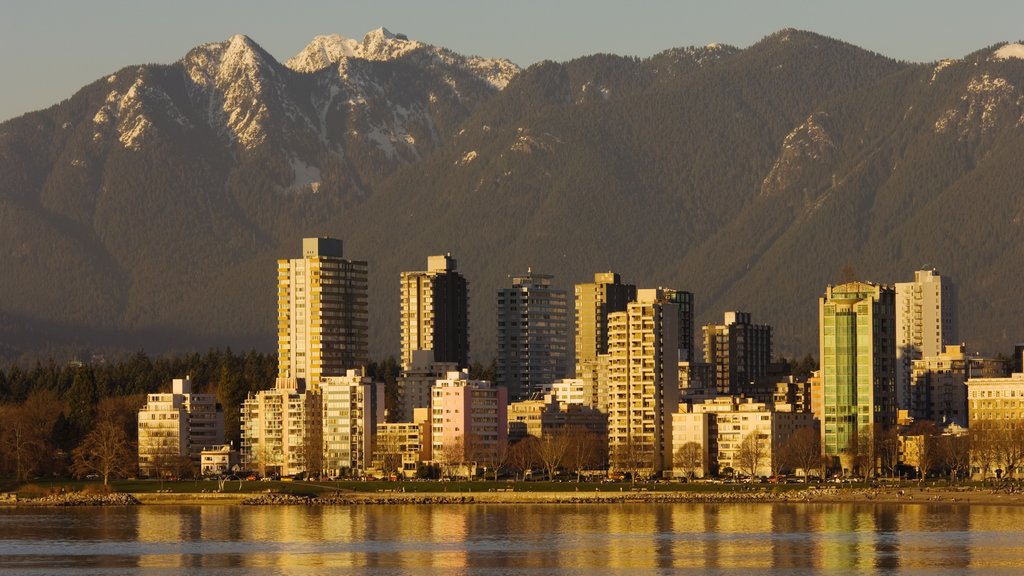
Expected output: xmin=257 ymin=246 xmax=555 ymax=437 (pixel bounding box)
xmin=2 ymin=0 xmax=1022 ymax=121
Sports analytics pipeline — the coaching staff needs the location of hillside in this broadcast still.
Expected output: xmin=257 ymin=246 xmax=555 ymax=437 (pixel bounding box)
xmin=1 ymin=29 xmax=1024 ymax=364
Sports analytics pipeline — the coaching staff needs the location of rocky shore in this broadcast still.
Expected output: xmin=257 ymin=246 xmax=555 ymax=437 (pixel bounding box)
xmin=236 ymin=486 xmax=1024 ymax=506
xmin=19 ymin=492 xmax=140 ymax=506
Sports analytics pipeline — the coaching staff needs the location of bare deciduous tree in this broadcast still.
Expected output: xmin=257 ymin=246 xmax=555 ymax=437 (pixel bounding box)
xmin=737 ymin=431 xmax=768 ymax=479
xmin=780 ymin=427 xmax=821 ymax=482
xmin=72 ymin=419 xmax=135 ymax=485
xmin=938 ymin=434 xmax=970 ymax=482
xmin=508 ymin=436 xmax=540 ymax=481
xmin=673 ymin=442 xmax=703 ymax=481
xmin=612 ymin=436 xmax=654 ymax=483
xmin=534 ymin=429 xmax=572 ymax=481
xmin=565 ymin=427 xmax=604 ymax=482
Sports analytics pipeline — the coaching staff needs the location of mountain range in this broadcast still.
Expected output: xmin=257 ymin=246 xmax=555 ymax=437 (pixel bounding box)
xmin=2 ymin=28 xmax=1024 ymax=364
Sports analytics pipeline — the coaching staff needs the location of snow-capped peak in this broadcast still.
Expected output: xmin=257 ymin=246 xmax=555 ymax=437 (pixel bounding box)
xmin=285 ymin=34 xmax=362 ymax=72
xmin=993 ymin=43 xmax=1024 ymax=61
xmin=285 ymin=28 xmax=422 ymax=72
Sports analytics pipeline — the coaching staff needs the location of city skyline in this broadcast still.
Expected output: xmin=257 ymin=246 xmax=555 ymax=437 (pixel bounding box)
xmin=3 ymin=1 xmax=1022 ymax=122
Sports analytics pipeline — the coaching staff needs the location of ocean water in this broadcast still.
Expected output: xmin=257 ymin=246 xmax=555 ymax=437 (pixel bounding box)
xmin=1 ymin=502 xmax=1021 ymax=574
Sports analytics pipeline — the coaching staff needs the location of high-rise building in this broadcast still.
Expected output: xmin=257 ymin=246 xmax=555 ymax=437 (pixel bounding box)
xmin=819 ymin=281 xmax=897 ymax=472
xmin=240 ymin=377 xmax=322 ymax=477
xmin=138 ymin=377 xmax=224 ymax=477
xmin=895 ymin=269 xmax=957 ymax=410
xmin=496 ymin=270 xmax=569 ymax=401
xmin=400 ymin=254 xmax=470 ymax=371
xmin=702 ymin=311 xmax=773 ymax=395
xmin=575 ymin=272 xmax=637 ymax=372
xmin=278 ymin=237 xmax=368 ymax=384
xmin=665 ymin=289 xmax=696 ymax=363
xmin=606 ymin=288 xmax=681 ymax=477
xmin=321 ymin=369 xmax=385 ymax=477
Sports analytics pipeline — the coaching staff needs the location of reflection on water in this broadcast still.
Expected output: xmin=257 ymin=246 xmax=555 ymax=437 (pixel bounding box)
xmin=1 ymin=502 xmax=1022 ymax=574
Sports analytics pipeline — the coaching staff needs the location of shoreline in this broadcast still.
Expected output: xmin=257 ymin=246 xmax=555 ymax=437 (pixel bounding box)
xmin=97 ymin=487 xmax=1024 ymax=507
xmin=9 ymin=486 xmax=1024 ymax=507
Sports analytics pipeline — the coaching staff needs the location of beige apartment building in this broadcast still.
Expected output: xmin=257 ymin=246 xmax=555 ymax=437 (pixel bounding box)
xmin=321 ymin=369 xmax=385 ymax=477
xmin=507 ymin=393 xmax=608 ymax=442
xmin=278 ymin=237 xmax=368 ymax=384
xmin=967 ymin=359 xmax=1024 ymax=479
xmin=137 ymin=377 xmax=224 ymax=477
xmin=400 ymin=254 xmax=469 ymax=371
xmin=372 ymin=408 xmax=431 ymax=478
xmin=606 ymin=288 xmax=680 ymax=477
xmin=240 ymin=377 xmax=322 ymax=477
xmin=673 ymin=397 xmax=816 ymax=478
xmin=896 ymin=269 xmax=958 ymax=411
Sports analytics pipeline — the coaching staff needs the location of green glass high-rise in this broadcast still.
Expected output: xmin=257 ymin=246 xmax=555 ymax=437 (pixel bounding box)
xmin=819 ymin=281 xmax=896 ymax=473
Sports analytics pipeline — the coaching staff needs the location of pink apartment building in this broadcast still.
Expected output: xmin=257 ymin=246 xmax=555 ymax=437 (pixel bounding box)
xmin=431 ymin=370 xmax=508 ymax=468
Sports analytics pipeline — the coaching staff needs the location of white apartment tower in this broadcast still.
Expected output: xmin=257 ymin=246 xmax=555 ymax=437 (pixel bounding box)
xmin=606 ymin=288 xmax=681 ymax=477
xmin=895 ymin=269 xmax=957 ymax=410
xmin=278 ymin=237 xmax=368 ymax=385
xmin=138 ymin=377 xmax=224 ymax=477
xmin=240 ymin=378 xmax=322 ymax=477
xmin=321 ymin=369 xmax=385 ymax=477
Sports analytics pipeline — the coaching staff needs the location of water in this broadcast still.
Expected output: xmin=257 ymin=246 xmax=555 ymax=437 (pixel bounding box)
xmin=1 ymin=502 xmax=1022 ymax=574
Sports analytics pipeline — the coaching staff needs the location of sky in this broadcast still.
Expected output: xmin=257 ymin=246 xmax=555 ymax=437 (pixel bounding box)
xmin=2 ymin=0 xmax=1023 ymax=122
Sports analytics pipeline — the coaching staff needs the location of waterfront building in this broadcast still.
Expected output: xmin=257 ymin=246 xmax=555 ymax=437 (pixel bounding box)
xmin=278 ymin=237 xmax=368 ymax=383
xmin=373 ymin=416 xmax=426 ymax=479
xmin=321 ymin=369 xmax=385 ymax=478
xmin=200 ymin=445 xmax=239 ymax=477
xmin=496 ymin=270 xmax=569 ymax=401
xmin=507 ymin=393 xmax=608 ymax=442
xmin=819 ymin=281 xmax=897 ymax=472
xmin=137 ymin=377 xmax=224 ymax=477
xmin=606 ymin=288 xmax=680 ymax=477
xmin=967 ymin=354 xmax=1024 ymax=479
xmin=702 ymin=311 xmax=772 ymax=395
xmin=430 ymin=371 xmax=508 ymax=473
xmin=896 ymin=270 xmax=958 ymax=411
xmin=396 ymin=349 xmax=458 ymax=423
xmin=240 ymin=377 xmax=322 ymax=477
xmin=673 ymin=397 xmax=816 ymax=478
xmin=909 ymin=345 xmax=971 ymax=426
xmin=400 ymin=254 xmax=469 ymax=371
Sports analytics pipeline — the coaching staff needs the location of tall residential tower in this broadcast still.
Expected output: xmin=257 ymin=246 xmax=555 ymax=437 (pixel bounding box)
xmin=400 ymin=254 xmax=469 ymax=371
xmin=496 ymin=270 xmax=569 ymax=400
xmin=278 ymin=237 xmax=368 ymax=384
xmin=819 ymin=281 xmax=897 ymax=472
xmin=895 ymin=269 xmax=957 ymax=410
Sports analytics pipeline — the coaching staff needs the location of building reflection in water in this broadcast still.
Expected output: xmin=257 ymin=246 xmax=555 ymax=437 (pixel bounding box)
xmin=109 ymin=500 xmax=1024 ymax=571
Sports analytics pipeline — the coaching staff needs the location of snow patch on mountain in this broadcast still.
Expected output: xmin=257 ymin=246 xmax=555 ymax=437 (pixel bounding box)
xmin=935 ymin=74 xmax=1024 ymax=137
xmin=182 ymin=34 xmax=280 ymax=149
xmin=286 ymin=28 xmax=423 ymax=72
xmin=930 ymin=59 xmax=957 ymax=84
xmin=761 ymin=112 xmax=835 ymax=198
xmin=289 ymin=157 xmax=322 ymax=191
xmin=91 ymin=77 xmax=188 ymax=149
xmin=457 ymin=150 xmax=478 ymax=166
xmin=993 ymin=43 xmax=1024 ymax=61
